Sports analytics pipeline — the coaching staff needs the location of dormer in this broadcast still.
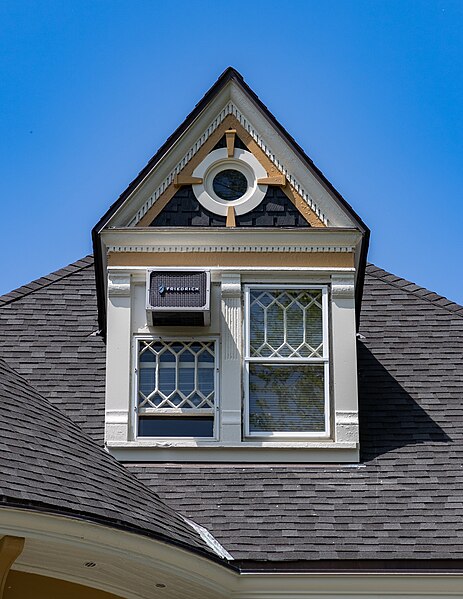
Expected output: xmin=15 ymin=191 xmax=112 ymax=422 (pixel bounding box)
xmin=92 ymin=68 xmax=370 ymax=463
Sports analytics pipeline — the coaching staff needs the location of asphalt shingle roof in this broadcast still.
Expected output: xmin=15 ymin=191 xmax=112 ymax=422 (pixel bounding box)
xmin=0 ymin=355 xmax=214 ymax=557
xmin=0 ymin=256 xmax=105 ymax=442
xmin=0 ymin=257 xmax=462 ymax=562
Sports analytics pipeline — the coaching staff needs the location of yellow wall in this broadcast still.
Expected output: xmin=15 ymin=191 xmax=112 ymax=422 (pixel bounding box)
xmin=5 ymin=570 xmax=123 ymax=599
xmin=107 ymin=251 xmax=355 ymax=268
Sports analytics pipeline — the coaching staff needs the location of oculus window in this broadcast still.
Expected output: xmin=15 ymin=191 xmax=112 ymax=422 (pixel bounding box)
xmin=136 ymin=339 xmax=217 ymax=438
xmin=244 ymin=287 xmax=329 ymax=437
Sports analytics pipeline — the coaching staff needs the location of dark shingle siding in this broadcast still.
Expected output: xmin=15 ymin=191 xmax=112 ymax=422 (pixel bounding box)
xmin=150 ymin=186 xmax=309 ymax=227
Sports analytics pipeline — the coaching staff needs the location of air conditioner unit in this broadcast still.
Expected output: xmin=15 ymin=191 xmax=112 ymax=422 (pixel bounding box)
xmin=146 ymin=269 xmax=211 ymax=326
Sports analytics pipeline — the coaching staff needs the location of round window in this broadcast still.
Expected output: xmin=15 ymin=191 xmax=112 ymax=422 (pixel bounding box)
xmin=212 ymin=169 xmax=248 ymax=201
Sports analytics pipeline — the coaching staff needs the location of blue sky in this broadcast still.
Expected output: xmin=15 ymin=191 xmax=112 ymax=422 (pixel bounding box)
xmin=1 ymin=0 xmax=462 ymax=302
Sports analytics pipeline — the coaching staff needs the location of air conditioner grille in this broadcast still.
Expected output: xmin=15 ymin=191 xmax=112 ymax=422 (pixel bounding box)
xmin=148 ymin=271 xmax=208 ymax=309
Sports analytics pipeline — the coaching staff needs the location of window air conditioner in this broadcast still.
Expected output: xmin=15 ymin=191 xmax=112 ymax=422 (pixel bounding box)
xmin=146 ymin=269 xmax=211 ymax=326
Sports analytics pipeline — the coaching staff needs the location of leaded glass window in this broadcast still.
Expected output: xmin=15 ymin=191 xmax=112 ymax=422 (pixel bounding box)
xmin=136 ymin=339 xmax=216 ymax=437
xmin=245 ymin=287 xmax=329 ymax=436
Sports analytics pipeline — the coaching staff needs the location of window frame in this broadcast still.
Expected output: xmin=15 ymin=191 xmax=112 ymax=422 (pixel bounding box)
xmin=243 ymin=284 xmax=330 ymax=439
xmin=132 ymin=335 xmax=220 ymax=441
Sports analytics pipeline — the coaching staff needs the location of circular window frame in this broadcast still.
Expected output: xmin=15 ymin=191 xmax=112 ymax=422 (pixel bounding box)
xmin=212 ymin=168 xmax=248 ymax=201
xmin=192 ymin=148 xmax=268 ymax=216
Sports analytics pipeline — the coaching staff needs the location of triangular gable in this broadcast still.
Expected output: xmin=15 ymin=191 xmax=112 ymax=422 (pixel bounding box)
xmin=94 ymin=68 xmax=368 ymax=232
xmin=138 ymin=115 xmax=324 ymax=228
xmin=92 ymin=67 xmax=370 ymax=334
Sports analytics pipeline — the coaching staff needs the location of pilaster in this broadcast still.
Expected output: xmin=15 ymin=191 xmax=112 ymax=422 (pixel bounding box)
xmin=331 ymin=274 xmax=359 ymax=445
xmin=220 ymin=274 xmax=242 ymax=443
xmin=105 ymin=273 xmax=132 ymax=444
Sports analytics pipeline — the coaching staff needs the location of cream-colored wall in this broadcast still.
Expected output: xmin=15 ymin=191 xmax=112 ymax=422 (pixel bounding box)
xmin=104 ymin=258 xmax=360 ymax=462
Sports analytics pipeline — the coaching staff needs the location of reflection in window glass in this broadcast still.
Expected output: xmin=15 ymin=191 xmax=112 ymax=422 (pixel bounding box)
xmin=247 ymin=288 xmax=327 ymax=435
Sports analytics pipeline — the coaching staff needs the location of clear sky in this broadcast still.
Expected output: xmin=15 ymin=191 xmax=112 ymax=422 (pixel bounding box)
xmin=1 ymin=0 xmax=462 ymax=303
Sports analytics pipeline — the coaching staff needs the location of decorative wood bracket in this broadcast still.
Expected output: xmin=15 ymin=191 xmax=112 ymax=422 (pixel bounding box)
xmin=173 ymin=174 xmax=203 ymax=188
xmin=257 ymin=175 xmax=286 ymax=186
xmin=225 ymin=129 xmax=236 ymax=157
xmin=226 ymin=206 xmax=236 ymax=227
xmin=0 ymin=536 xmax=25 ymax=598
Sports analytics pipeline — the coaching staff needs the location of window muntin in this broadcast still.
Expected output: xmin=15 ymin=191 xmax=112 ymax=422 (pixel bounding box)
xmin=244 ymin=286 xmax=329 ymax=437
xmin=136 ymin=339 xmax=217 ymax=438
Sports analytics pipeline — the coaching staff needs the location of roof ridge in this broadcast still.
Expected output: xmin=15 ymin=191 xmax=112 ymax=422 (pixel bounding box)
xmin=0 ymin=255 xmax=94 ymax=307
xmin=366 ymin=263 xmax=463 ymax=317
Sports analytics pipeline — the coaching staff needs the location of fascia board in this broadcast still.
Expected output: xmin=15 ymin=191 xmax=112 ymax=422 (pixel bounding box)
xmin=106 ymin=78 xmax=367 ymax=231
xmin=106 ymin=83 xmax=233 ymax=228
xmin=233 ymin=572 xmax=463 ymax=597
xmin=101 ymin=227 xmax=362 ymax=251
xmin=230 ymin=84 xmax=357 ymax=228
xmin=0 ymin=509 xmax=236 ymax=599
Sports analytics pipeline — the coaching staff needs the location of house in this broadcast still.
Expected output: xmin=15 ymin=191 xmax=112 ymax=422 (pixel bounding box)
xmin=0 ymin=67 xmax=462 ymax=598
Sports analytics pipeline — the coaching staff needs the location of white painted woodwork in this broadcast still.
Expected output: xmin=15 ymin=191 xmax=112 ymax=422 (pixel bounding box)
xmin=103 ymin=79 xmax=360 ymax=230
xmin=105 ymin=273 xmax=132 ymax=444
xmin=219 ymin=274 xmax=242 ymax=443
xmin=331 ymin=274 xmax=359 ymax=445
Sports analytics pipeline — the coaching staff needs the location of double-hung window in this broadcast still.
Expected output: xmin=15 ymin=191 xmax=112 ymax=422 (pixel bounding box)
xmin=135 ymin=339 xmax=217 ymax=438
xmin=244 ymin=286 xmax=329 ymax=437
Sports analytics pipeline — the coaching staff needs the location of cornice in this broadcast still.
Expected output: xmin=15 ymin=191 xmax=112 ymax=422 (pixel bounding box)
xmin=106 ymin=245 xmax=355 ymax=254
xmin=128 ymin=102 xmax=328 ymax=227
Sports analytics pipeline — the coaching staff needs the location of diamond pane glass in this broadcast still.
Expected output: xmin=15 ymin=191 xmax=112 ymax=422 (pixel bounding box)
xmin=250 ymin=290 xmax=323 ymax=358
xmin=138 ymin=340 xmax=215 ymax=410
xmin=249 ymin=363 xmax=325 ymax=433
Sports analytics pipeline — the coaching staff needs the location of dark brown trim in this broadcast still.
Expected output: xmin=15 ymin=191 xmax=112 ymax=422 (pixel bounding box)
xmin=92 ymin=230 xmax=107 ymax=339
xmin=235 ymin=558 xmax=463 ymax=575
xmin=355 ymin=228 xmax=370 ymax=328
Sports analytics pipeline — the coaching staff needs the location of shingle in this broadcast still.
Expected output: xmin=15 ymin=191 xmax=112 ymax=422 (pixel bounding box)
xmin=127 ymin=263 xmax=463 ymax=561
xmin=1 ymin=257 xmax=462 ymax=562
xmin=0 ymin=357 xmax=214 ymax=557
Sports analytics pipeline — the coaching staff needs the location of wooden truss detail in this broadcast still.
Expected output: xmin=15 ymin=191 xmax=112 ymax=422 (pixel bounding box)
xmin=226 ymin=206 xmax=236 ymax=227
xmin=137 ymin=114 xmax=325 ymax=227
xmin=225 ymin=129 xmax=236 ymax=157
xmin=0 ymin=536 xmax=25 ymax=598
xmin=173 ymin=174 xmax=203 ymax=188
xmin=257 ymin=175 xmax=286 ymax=186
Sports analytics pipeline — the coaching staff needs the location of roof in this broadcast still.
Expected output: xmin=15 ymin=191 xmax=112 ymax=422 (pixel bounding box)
xmin=0 ymin=354 xmax=218 ymax=559
xmin=0 ymin=255 xmax=105 ymax=442
xmin=0 ymin=257 xmax=462 ymax=562
xmin=91 ymin=67 xmax=370 ymax=335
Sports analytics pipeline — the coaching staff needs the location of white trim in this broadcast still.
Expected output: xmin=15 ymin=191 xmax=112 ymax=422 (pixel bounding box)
xmin=192 ymin=148 xmax=268 ymax=215
xmin=0 ymin=509 xmax=235 ymax=599
xmin=183 ymin=518 xmax=234 ymax=561
xmin=132 ymin=335 xmax=220 ymax=442
xmin=107 ymin=244 xmax=355 ymax=253
xmin=126 ymin=101 xmax=329 ymax=227
xmin=5 ymin=509 xmax=463 ymax=598
xmin=243 ymin=285 xmax=330 ymax=439
xmin=101 ymin=227 xmax=362 ymax=250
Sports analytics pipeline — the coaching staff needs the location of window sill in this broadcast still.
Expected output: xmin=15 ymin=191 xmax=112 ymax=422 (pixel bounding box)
xmin=105 ymin=439 xmax=359 ymax=463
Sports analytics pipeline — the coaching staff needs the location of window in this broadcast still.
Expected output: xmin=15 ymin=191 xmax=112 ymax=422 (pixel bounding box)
xmin=244 ymin=286 xmax=329 ymax=437
xmin=135 ymin=339 xmax=217 ymax=438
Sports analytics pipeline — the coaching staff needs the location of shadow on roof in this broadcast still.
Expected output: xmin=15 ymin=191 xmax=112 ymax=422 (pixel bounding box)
xmin=357 ymin=342 xmax=451 ymax=461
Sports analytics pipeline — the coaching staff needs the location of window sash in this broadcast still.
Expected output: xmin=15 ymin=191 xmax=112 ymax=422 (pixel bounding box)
xmin=244 ymin=285 xmax=330 ymax=438
xmin=133 ymin=337 xmax=218 ymax=439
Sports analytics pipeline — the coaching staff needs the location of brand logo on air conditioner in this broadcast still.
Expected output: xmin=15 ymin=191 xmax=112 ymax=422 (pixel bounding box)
xmin=158 ymin=285 xmax=200 ymax=296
